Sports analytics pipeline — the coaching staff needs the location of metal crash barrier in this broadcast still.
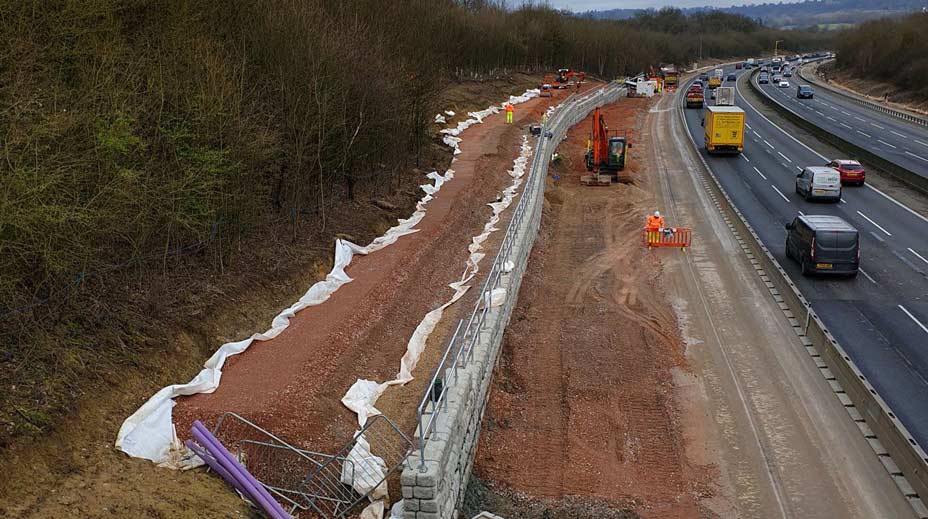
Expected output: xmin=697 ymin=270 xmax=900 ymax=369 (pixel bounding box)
xmin=643 ymin=227 xmax=692 ymax=250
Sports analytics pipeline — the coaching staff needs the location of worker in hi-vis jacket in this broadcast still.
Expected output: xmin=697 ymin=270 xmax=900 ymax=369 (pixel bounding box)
xmin=505 ymin=103 xmax=513 ymax=124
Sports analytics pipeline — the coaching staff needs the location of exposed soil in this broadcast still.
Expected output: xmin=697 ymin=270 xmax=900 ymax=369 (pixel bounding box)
xmin=470 ymin=96 xmax=721 ymax=519
xmin=0 ymin=74 xmax=542 ymax=519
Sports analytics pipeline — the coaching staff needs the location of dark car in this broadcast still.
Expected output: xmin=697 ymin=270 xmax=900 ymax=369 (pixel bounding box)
xmin=797 ymin=85 xmax=813 ymax=99
xmin=785 ymin=215 xmax=860 ymax=277
xmin=726 ymin=73 xmax=737 ymax=81
xmin=784 ymin=70 xmax=792 ymax=77
xmin=699 ymin=73 xmax=709 ymax=81
xmin=759 ymin=73 xmax=770 ymax=84
xmin=828 ymin=159 xmax=866 ymax=186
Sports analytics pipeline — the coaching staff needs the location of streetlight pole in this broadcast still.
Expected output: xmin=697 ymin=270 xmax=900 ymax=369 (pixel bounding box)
xmin=774 ymin=40 xmax=783 ymax=58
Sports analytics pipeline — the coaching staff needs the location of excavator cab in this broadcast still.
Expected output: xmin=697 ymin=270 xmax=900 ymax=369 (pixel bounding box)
xmin=607 ymin=137 xmax=628 ymax=170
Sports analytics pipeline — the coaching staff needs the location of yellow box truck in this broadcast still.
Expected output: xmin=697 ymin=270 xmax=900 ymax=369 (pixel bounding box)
xmin=704 ymin=105 xmax=745 ymax=154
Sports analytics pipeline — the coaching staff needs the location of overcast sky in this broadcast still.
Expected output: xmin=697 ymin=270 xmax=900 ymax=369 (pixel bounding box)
xmin=548 ymin=0 xmax=768 ymax=10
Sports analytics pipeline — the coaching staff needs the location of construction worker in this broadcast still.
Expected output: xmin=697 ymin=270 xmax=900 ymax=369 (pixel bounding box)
xmin=505 ymin=103 xmax=514 ymax=124
xmin=646 ymin=210 xmax=665 ymax=245
xmin=541 ymin=112 xmax=548 ymax=125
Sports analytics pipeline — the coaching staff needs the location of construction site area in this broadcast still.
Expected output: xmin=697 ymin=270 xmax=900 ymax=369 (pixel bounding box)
xmin=2 ymin=62 xmax=924 ymax=519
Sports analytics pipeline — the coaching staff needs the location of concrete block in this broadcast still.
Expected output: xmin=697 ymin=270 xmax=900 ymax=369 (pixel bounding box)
xmin=907 ymin=497 xmax=928 ymax=518
xmin=866 ymin=437 xmax=888 ymax=456
xmin=846 ymin=406 xmax=864 ymax=422
xmin=879 ymin=454 xmax=903 ymax=475
xmin=893 ymin=475 xmax=917 ymax=497
xmin=837 ymin=393 xmax=853 ymax=406
xmin=403 ymin=485 xmax=415 ymax=499
xmin=418 ymin=498 xmax=439 ymax=513
xmin=405 ymin=498 xmax=421 ymax=512
xmin=414 ymin=485 xmax=436 ymax=499
xmin=415 ymin=511 xmax=439 ymax=519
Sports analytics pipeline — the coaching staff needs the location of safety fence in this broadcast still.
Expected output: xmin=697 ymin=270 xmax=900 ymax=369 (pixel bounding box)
xmin=406 ymin=82 xmax=626 ymax=518
xmin=799 ymin=61 xmax=928 ymax=128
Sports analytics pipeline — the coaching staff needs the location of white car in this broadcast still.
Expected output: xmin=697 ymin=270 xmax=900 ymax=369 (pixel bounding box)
xmin=778 ymin=80 xmax=790 ymax=88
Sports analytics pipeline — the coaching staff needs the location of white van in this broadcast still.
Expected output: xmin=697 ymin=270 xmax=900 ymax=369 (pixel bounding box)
xmin=795 ymin=166 xmax=841 ymax=201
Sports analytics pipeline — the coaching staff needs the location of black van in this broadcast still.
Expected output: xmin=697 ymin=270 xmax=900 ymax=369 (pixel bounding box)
xmin=785 ymin=215 xmax=860 ymax=276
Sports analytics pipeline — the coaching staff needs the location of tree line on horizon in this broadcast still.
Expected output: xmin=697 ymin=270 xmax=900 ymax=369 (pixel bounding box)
xmin=0 ymin=0 xmax=832 ymax=318
xmin=833 ymin=11 xmax=928 ymax=101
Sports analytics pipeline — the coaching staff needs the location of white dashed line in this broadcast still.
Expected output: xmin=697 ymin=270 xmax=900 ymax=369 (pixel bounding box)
xmin=841 ymin=110 xmax=851 ymax=116
xmin=854 ymin=116 xmax=865 ymax=122
xmin=899 ymin=305 xmax=928 ymax=335
xmin=771 ymin=185 xmax=790 ymax=202
xmin=877 ymin=139 xmax=897 ymax=149
xmin=827 ymin=116 xmax=837 ymax=121
xmin=858 ymin=267 xmax=876 ymax=284
xmin=745 ymin=123 xmax=752 ymax=130
xmin=889 ymin=130 xmax=906 ymax=138
xmin=741 ymin=154 xmax=750 ymax=163
xmin=815 ymin=111 xmax=824 ymax=116
xmin=915 ymin=139 xmax=928 ymax=147
xmin=856 ymin=130 xmax=871 ymax=138
xmin=840 ymin=122 xmax=852 ymax=129
xmin=856 ymin=210 xmax=892 ymax=236
xmin=777 ymin=152 xmax=792 ymax=163
xmin=870 ymin=123 xmax=885 ymax=129
xmin=753 ymin=130 xmax=762 ymax=138
xmin=905 ymin=151 xmax=928 ymax=163
xmin=764 ymin=140 xmax=774 ymax=149
xmin=753 ymin=166 xmax=767 ymax=180
xmin=909 ymin=248 xmax=928 ymax=266
xmin=798 ymin=210 xmax=805 ymax=216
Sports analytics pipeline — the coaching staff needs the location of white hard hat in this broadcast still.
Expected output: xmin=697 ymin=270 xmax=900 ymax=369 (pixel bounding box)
xmin=654 ymin=211 xmax=661 ymax=217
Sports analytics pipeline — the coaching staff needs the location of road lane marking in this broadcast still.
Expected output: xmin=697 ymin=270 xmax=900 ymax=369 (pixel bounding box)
xmin=890 ymin=130 xmax=906 ymax=138
xmin=753 ymin=130 xmax=762 ymax=138
xmin=771 ymin=184 xmax=790 ymax=202
xmin=839 ymin=122 xmax=852 ymax=129
xmin=899 ymin=305 xmax=928 ymax=335
xmin=827 ymin=116 xmax=837 ymax=121
xmin=856 ymin=130 xmax=871 ymax=138
xmin=905 ymin=151 xmax=928 ymax=163
xmin=915 ymin=139 xmax=928 ymax=147
xmin=745 ymin=123 xmax=752 ymax=130
xmin=777 ymin=152 xmax=792 ymax=162
xmin=870 ymin=122 xmax=885 ymax=129
xmin=764 ymin=139 xmax=774 ymax=149
xmin=741 ymin=154 xmax=750 ymax=162
xmin=796 ymin=166 xmax=803 ymax=171
xmin=909 ymin=248 xmax=928 ymax=266
xmin=840 ymin=198 xmax=847 ymax=204
xmin=857 ymin=210 xmax=892 ymax=236
xmin=858 ymin=267 xmax=876 ymax=284
xmin=854 ymin=116 xmax=865 ymax=122
xmin=877 ymin=139 xmax=897 ymax=149
xmin=753 ymin=166 xmax=767 ymax=179
xmin=733 ymin=79 xmax=928 ymax=225
xmin=798 ymin=210 xmax=804 ymax=215
xmin=841 ymin=110 xmax=851 ymax=116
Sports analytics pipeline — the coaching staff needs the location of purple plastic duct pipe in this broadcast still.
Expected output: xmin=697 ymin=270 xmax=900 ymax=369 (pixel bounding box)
xmin=190 ymin=421 xmax=291 ymax=519
xmin=185 ymin=440 xmax=244 ymax=495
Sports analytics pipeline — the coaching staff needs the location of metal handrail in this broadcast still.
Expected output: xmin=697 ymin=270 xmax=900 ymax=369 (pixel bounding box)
xmin=414 ymin=83 xmax=627 ymax=470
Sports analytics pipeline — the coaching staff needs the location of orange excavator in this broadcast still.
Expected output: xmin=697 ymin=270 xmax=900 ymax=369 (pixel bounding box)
xmin=555 ymin=68 xmax=586 ymax=89
xmin=581 ymin=107 xmax=632 ymax=186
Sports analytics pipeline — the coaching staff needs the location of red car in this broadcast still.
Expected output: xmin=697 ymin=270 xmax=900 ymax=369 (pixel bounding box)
xmin=735 ymin=63 xmax=743 ymax=69
xmin=827 ymin=159 xmax=866 ymax=186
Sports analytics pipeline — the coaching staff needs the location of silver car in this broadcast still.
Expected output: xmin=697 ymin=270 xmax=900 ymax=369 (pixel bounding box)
xmin=796 ymin=166 xmax=841 ymax=201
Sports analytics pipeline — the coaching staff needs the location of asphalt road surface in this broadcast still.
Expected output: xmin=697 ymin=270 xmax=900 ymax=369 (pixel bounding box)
xmin=680 ymin=65 xmax=928 ymax=451
xmin=759 ymin=62 xmax=928 ymax=179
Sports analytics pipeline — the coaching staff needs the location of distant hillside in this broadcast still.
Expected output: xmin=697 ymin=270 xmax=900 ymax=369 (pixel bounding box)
xmin=585 ymin=0 xmax=928 ymax=28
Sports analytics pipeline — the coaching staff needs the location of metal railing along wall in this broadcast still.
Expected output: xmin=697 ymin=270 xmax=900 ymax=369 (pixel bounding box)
xmin=413 ymin=83 xmax=626 ymax=471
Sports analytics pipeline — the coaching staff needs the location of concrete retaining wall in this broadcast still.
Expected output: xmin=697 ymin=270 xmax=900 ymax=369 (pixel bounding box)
xmin=400 ymin=84 xmax=626 ymax=519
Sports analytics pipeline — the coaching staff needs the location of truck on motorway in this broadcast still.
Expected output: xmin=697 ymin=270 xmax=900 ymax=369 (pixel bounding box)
xmin=703 ymin=105 xmax=745 ymax=154
xmin=686 ymin=85 xmax=704 ymax=108
xmin=661 ymin=64 xmax=678 ymax=89
xmin=708 ymin=69 xmax=723 ymax=89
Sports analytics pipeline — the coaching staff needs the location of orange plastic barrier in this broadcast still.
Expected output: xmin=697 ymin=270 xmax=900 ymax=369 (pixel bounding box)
xmin=643 ymin=227 xmax=692 ymax=250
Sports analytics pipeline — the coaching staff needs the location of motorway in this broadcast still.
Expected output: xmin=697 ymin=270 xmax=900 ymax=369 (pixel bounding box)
xmin=760 ymin=61 xmax=928 ymax=178
xmin=679 ymin=65 xmax=928 ymax=450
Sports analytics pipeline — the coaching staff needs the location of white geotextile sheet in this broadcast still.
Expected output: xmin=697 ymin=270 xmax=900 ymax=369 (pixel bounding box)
xmin=115 ymin=88 xmax=541 ymax=471
xmin=341 ymin=136 xmax=534 ymax=517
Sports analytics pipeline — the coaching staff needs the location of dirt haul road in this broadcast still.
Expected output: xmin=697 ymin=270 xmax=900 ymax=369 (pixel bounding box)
xmin=471 ymin=91 xmax=915 ymax=518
